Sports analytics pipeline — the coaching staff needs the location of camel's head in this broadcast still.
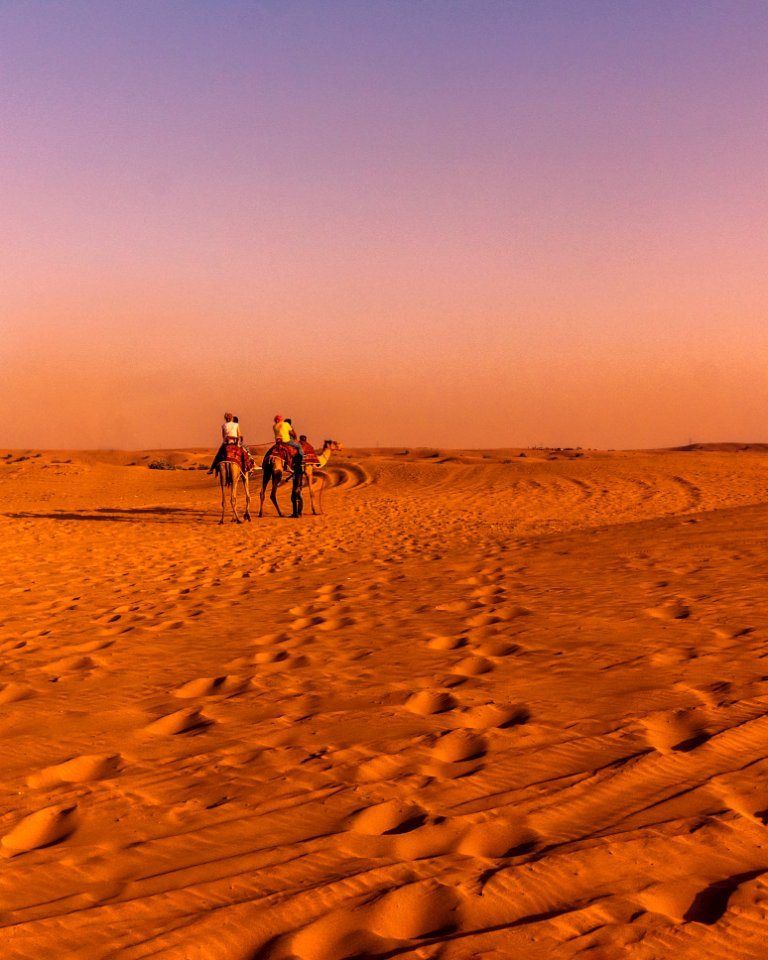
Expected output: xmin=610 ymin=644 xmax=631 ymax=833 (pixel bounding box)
xmin=323 ymin=440 xmax=343 ymax=452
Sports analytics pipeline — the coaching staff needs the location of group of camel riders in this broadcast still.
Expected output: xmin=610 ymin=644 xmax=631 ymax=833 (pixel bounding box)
xmin=210 ymin=413 xmax=333 ymax=521
xmin=208 ymin=412 xmax=319 ymax=478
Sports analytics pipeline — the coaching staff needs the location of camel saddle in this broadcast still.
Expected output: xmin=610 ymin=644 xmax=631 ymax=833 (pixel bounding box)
xmin=301 ymin=441 xmax=320 ymax=464
xmin=223 ymin=444 xmax=254 ymax=473
xmin=263 ymin=441 xmax=303 ymax=471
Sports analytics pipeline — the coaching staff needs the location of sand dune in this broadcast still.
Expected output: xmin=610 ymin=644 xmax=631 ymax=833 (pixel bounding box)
xmin=2 ymin=446 xmax=768 ymax=958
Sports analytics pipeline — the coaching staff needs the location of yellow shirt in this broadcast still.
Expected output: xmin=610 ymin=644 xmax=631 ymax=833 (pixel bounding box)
xmin=273 ymin=420 xmax=292 ymax=442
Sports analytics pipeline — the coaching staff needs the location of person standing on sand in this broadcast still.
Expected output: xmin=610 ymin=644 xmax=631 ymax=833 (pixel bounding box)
xmin=208 ymin=412 xmax=242 ymax=474
xmin=290 ymin=442 xmax=305 ymax=518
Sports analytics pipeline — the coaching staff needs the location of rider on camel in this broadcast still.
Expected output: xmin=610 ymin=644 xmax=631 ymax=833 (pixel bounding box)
xmin=271 ymin=415 xmax=302 ymax=471
xmin=209 ymin=413 xmax=253 ymax=474
xmin=208 ymin=412 xmax=240 ymax=474
xmin=299 ymin=434 xmax=320 ymax=464
xmin=273 ymin=414 xmax=292 ymax=444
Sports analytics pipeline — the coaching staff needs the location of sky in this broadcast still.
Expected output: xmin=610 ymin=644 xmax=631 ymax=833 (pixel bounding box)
xmin=2 ymin=0 xmax=768 ymax=450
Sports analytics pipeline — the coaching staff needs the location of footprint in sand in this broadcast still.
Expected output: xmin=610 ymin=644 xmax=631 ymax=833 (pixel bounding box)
xmin=349 ymin=799 xmax=427 ymax=835
xmin=421 ymin=729 xmax=487 ymax=779
xmin=712 ymin=625 xmax=755 ymax=642
xmin=315 ymin=614 xmax=356 ymax=631
xmin=716 ymin=782 xmax=768 ymax=824
xmin=290 ymin=616 xmax=325 ymax=630
xmin=0 ymin=682 xmax=34 ymax=704
xmin=0 ymin=639 xmax=27 ymax=653
xmin=457 ymin=702 xmax=530 ymax=730
xmin=640 ymin=709 xmax=710 ymax=754
xmin=94 ymin=612 xmax=123 ymax=626
xmin=288 ymin=881 xmax=460 ymax=960
xmin=650 ymin=645 xmax=696 ymax=666
xmin=458 ymin=818 xmax=539 ymax=858
xmin=405 ymin=689 xmax=457 ymax=715
xmin=316 ymin=583 xmax=347 ymax=602
xmin=369 ymin=880 xmax=461 ymax=939
xmin=173 ymin=676 xmax=248 ymax=698
xmin=42 ymin=654 xmax=99 ymax=675
xmin=437 ymin=599 xmax=483 ymax=614
xmin=452 ymin=655 xmax=493 ymax=677
xmin=145 ymin=619 xmax=185 ymax=632
xmin=141 ymin=707 xmax=211 ymax=736
xmin=473 ymin=640 xmax=520 ymax=658
xmin=427 ymin=635 xmax=466 ymax=651
xmin=254 ymin=649 xmax=290 ymax=664
xmin=71 ymin=638 xmax=114 ymax=653
xmin=252 ymin=631 xmax=292 ymax=647
xmin=432 ymin=729 xmax=486 ymax=762
xmin=634 ymin=873 xmax=763 ymax=925
xmin=685 ymin=680 xmax=735 ymax=708
xmin=252 ymin=650 xmax=310 ymax=671
xmin=2 ymin=804 xmax=78 ymax=854
xmin=288 ymin=603 xmax=321 ymax=617
xmin=392 ymin=817 xmax=466 ymax=860
xmin=645 ymin=598 xmax=691 ymax=620
xmin=354 ymin=753 xmax=411 ymax=783
xmin=456 ymin=575 xmax=486 ymax=586
xmin=28 ymin=754 xmax=122 ymax=788
xmin=465 ymin=611 xmax=512 ymax=628
xmin=470 ymin=584 xmax=506 ymax=601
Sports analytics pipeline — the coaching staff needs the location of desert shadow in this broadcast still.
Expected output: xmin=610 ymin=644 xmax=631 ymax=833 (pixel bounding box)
xmin=3 ymin=507 xmax=207 ymax=523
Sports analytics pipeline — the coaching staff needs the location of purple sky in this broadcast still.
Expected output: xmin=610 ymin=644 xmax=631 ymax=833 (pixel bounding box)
xmin=3 ymin=1 xmax=768 ymax=449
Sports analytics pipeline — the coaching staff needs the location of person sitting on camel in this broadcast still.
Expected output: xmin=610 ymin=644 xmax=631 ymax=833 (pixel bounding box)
xmin=298 ymin=434 xmax=320 ymax=464
xmin=271 ymin=415 xmax=302 ymax=472
xmin=273 ymin=414 xmax=293 ymax=444
xmin=208 ymin=412 xmax=242 ymax=474
xmin=284 ymin=418 xmax=304 ymax=459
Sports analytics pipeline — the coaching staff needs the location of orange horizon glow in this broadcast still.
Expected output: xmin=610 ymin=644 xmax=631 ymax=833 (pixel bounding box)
xmin=4 ymin=2 xmax=768 ymax=451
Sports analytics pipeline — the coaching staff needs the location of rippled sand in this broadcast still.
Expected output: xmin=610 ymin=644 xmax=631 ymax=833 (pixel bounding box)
xmin=2 ymin=445 xmax=768 ymax=959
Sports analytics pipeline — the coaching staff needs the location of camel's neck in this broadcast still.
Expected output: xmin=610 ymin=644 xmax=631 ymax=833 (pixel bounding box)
xmin=317 ymin=444 xmax=333 ymax=468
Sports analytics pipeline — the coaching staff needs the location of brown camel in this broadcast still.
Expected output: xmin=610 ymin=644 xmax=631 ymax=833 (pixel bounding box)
xmin=303 ymin=440 xmax=343 ymax=515
xmin=258 ymin=448 xmax=289 ymax=518
xmin=216 ymin=460 xmax=251 ymax=524
xmin=258 ymin=440 xmax=342 ymax=518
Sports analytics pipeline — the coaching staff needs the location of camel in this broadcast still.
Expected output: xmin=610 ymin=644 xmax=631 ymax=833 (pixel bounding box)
xmin=216 ymin=460 xmax=251 ymax=524
xmin=258 ymin=440 xmax=342 ymax=518
xmin=303 ymin=440 xmax=343 ymax=515
xmin=258 ymin=448 xmax=290 ymax=518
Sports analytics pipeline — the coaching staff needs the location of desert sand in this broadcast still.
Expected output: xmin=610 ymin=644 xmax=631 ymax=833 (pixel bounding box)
xmin=2 ymin=444 xmax=768 ymax=959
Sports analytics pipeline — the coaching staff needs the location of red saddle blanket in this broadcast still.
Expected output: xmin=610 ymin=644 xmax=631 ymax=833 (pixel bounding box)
xmin=301 ymin=441 xmax=320 ymax=465
xmin=223 ymin=444 xmax=254 ymax=473
xmin=263 ymin=442 xmax=302 ymax=470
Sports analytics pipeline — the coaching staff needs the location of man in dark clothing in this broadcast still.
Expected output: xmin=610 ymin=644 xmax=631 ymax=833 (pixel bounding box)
xmin=290 ymin=442 xmax=305 ymax=518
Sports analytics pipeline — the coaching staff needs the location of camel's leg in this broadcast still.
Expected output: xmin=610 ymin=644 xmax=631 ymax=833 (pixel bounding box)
xmin=314 ymin=472 xmax=327 ymax=515
xmin=230 ymin=466 xmax=242 ymax=523
xmin=270 ymin=475 xmax=283 ymax=517
xmin=242 ymin=474 xmax=251 ymax=521
xmin=259 ymin=472 xmax=268 ymax=517
xmin=219 ymin=471 xmax=226 ymax=524
xmin=304 ymin=467 xmax=317 ymax=515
